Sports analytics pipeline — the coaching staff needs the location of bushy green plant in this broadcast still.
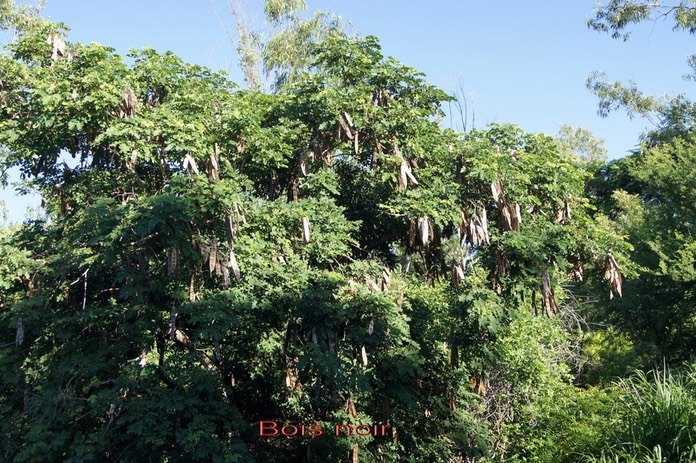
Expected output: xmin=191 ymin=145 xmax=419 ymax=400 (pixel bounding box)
xmin=584 ymin=366 xmax=696 ymax=463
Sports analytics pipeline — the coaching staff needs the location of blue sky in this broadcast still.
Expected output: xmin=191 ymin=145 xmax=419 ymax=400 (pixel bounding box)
xmin=1 ymin=0 xmax=693 ymax=222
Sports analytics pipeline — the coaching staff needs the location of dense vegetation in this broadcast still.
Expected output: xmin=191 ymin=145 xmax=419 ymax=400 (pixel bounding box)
xmin=0 ymin=1 xmax=694 ymax=462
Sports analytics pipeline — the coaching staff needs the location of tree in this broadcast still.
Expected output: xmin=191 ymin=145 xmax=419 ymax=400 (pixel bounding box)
xmin=586 ymin=1 xmax=696 ymax=366
xmin=554 ymin=124 xmax=608 ymax=163
xmin=220 ymin=0 xmax=346 ymax=92
xmin=0 ymin=2 xmax=638 ymax=462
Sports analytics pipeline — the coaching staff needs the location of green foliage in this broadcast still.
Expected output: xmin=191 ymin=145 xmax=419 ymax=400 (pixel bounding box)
xmin=588 ymin=1 xmax=696 ymax=41
xmin=3 ymin=1 xmax=692 ymax=462
xmin=587 ymin=134 xmax=696 ymax=364
xmin=585 ymin=366 xmax=696 ymax=463
xmin=555 ymin=124 xmax=608 ymax=163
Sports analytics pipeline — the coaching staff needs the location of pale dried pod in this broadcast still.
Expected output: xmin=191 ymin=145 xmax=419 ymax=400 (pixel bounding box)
xmin=381 ymin=266 xmax=391 ymax=291
xmin=209 ymin=238 xmax=218 ymax=274
xmin=183 ymin=153 xmax=199 ymax=175
xmin=302 ymin=217 xmax=311 ymax=243
xmin=167 ymin=246 xmax=179 ymax=276
xmin=228 ymin=250 xmax=241 ymax=281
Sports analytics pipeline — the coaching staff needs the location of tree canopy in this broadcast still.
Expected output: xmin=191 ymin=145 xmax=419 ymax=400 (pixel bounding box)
xmin=0 ymin=1 xmax=694 ymax=462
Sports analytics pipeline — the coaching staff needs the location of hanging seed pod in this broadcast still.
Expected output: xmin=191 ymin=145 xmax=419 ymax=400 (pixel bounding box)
xmin=228 ymin=249 xmax=241 ymax=281
xmin=183 ymin=153 xmax=199 ymax=174
xmin=126 ymin=149 xmax=138 ymax=172
xmin=408 ymin=219 xmax=416 ymax=248
xmin=564 ymin=199 xmax=572 ymax=221
xmin=541 ymin=271 xmax=559 ymax=316
xmin=299 ymin=151 xmax=309 ymax=176
xmin=398 ymin=160 xmax=408 ymax=190
xmin=15 ymin=317 xmax=23 ymax=346
xmin=368 ymin=319 xmax=374 ymax=335
xmin=222 ymin=266 xmax=231 ymax=287
xmin=189 ymin=272 xmax=197 ymax=301
xmin=366 ymin=276 xmax=380 ymax=293
xmin=343 ymin=111 xmax=354 ymax=127
xmin=302 ymin=217 xmax=311 ymax=243
xmin=346 ymin=396 xmax=358 ymax=418
xmin=418 ymin=217 xmax=430 ymax=246
xmin=167 ymin=246 xmax=180 ymax=276
xmin=479 ymin=208 xmax=490 ymax=244
xmin=361 ymin=346 xmax=368 ymax=366
xmin=604 ymin=253 xmax=623 ymax=299
xmin=459 ymin=209 xmax=469 ymax=244
xmin=452 ymin=262 xmax=465 ymax=288
xmin=225 ymin=215 xmax=236 ymax=244
xmin=209 ymin=238 xmax=218 ymax=274
xmin=469 ymin=207 xmax=490 ymax=246
xmin=199 ymin=243 xmax=210 ymax=263
xmin=121 ymin=87 xmax=139 ymax=117
xmin=207 ymin=153 xmax=220 ymax=181
xmin=513 ymin=203 xmax=522 ymax=229
xmin=405 ymin=162 xmax=418 ymax=185
xmin=381 ymin=266 xmax=391 ymax=291
xmin=209 ymin=152 xmax=219 ymax=171
xmin=491 ymin=180 xmax=501 ymax=203
xmin=284 ymin=367 xmax=296 ymax=390
xmin=46 ymin=33 xmax=65 ymax=60
xmin=233 ymin=201 xmax=247 ymax=225
xmin=169 ymin=306 xmax=177 ymax=340
xmin=568 ymin=259 xmax=584 ymax=282
xmin=338 ymin=113 xmax=353 ymax=140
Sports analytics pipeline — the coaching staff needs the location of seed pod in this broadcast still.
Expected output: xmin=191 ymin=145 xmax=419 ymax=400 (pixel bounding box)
xmin=418 ymin=217 xmax=430 ymax=246
xmin=381 ymin=266 xmax=391 ymax=291
xmin=189 ymin=272 xmax=197 ymax=301
xmin=398 ymin=161 xmax=408 ymax=190
xmin=15 ymin=317 xmax=23 ymax=346
xmin=366 ymin=276 xmax=380 ymax=293
xmin=343 ymin=111 xmax=354 ymax=127
xmin=338 ymin=113 xmax=353 ymax=140
xmin=183 ymin=153 xmax=199 ymax=175
xmin=121 ymin=87 xmax=139 ymax=117
xmin=491 ymin=180 xmax=501 ymax=203
xmin=404 ymin=160 xmax=418 ymax=185
xmin=126 ymin=149 xmax=138 ymax=172
xmin=46 ymin=33 xmax=65 ymax=60
xmin=225 ymin=215 xmax=236 ymax=244
xmin=604 ymin=253 xmax=623 ymax=299
xmin=228 ymin=250 xmax=241 ymax=281
xmin=452 ymin=262 xmax=465 ymax=288
xmin=167 ymin=246 xmax=180 ymax=276
xmin=222 ymin=266 xmax=231 ymax=287
xmin=541 ymin=271 xmax=559 ymax=316
xmin=199 ymin=243 xmax=210 ymax=263
xmin=346 ymin=396 xmax=357 ymax=418
xmin=169 ymin=306 xmax=177 ymax=340
xmin=302 ymin=217 xmax=311 ymax=243
xmin=209 ymin=238 xmax=218 ymax=274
